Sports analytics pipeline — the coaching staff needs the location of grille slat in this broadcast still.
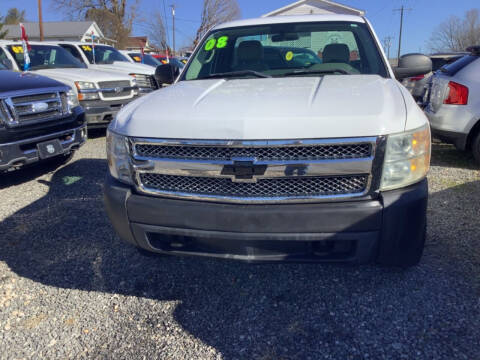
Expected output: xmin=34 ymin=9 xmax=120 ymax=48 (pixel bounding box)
xmin=135 ymin=74 xmax=158 ymax=89
xmin=140 ymin=174 xmax=368 ymax=199
xmin=98 ymin=80 xmax=132 ymax=98
xmin=7 ymin=92 xmax=65 ymax=125
xmin=135 ymin=143 xmax=372 ymax=161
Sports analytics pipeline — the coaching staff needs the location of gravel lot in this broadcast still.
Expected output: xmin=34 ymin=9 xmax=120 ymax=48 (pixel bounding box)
xmin=0 ymin=133 xmax=479 ymax=360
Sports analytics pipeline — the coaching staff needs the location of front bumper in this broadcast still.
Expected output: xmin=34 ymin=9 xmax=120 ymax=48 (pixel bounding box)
xmin=0 ymin=122 xmax=87 ymax=172
xmin=81 ymin=96 xmax=138 ymax=127
xmin=104 ymin=175 xmax=428 ymax=263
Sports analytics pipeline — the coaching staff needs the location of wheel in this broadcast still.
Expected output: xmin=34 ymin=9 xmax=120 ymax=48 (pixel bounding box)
xmin=472 ymin=130 xmax=480 ymax=165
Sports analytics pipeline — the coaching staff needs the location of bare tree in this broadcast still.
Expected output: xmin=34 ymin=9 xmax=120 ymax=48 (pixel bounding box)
xmin=0 ymin=17 xmax=8 ymax=39
xmin=428 ymin=9 xmax=480 ymax=52
xmin=54 ymin=0 xmax=139 ymax=48
xmin=146 ymin=10 xmax=168 ymax=50
xmin=193 ymin=0 xmax=240 ymax=47
xmin=4 ymin=8 xmax=26 ymax=25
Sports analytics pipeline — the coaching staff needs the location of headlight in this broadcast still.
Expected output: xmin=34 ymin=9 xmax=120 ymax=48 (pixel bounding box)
xmin=106 ymin=130 xmax=133 ymax=185
xmin=66 ymin=89 xmax=79 ymax=108
xmin=130 ymin=77 xmax=139 ymax=95
xmin=75 ymin=81 xmax=99 ymax=101
xmin=380 ymin=124 xmax=431 ymax=191
xmin=75 ymin=81 xmax=96 ymax=90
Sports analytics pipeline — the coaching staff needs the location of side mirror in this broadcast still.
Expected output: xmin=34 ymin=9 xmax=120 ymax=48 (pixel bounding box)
xmin=155 ymin=64 xmax=180 ymax=85
xmin=394 ymin=53 xmax=432 ymax=80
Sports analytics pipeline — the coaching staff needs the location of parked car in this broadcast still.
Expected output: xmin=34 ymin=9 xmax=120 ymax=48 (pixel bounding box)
xmin=104 ymin=14 xmax=432 ymax=267
xmin=0 ymin=41 xmax=139 ymax=128
xmin=0 ymin=65 xmax=86 ymax=172
xmin=119 ymin=51 xmax=164 ymax=68
xmin=263 ymin=46 xmax=321 ymax=69
xmin=403 ymin=52 xmax=468 ymax=102
xmin=151 ymin=54 xmax=186 ymax=69
xmin=55 ymin=42 xmax=160 ymax=93
xmin=424 ymin=46 xmax=480 ymax=163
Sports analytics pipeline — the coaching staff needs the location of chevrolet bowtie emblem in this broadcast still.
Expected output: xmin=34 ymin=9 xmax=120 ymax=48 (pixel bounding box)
xmin=222 ymin=161 xmax=267 ymax=182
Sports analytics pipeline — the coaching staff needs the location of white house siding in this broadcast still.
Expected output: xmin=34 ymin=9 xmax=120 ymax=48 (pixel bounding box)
xmin=80 ymin=24 xmax=103 ymax=42
xmin=263 ymin=0 xmax=364 ymax=17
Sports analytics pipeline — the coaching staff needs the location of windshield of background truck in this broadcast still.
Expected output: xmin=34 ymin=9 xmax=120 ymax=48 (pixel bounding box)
xmin=7 ymin=45 xmax=85 ymax=70
xmin=183 ymin=21 xmax=388 ymax=80
xmin=80 ymin=45 xmax=129 ymax=64
xmin=129 ymin=53 xmax=161 ymax=66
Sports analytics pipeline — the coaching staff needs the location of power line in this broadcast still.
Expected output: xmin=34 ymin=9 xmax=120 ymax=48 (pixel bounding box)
xmin=393 ymin=5 xmax=412 ymax=61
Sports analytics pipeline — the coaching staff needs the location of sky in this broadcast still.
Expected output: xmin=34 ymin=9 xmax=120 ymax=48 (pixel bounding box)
xmin=0 ymin=0 xmax=479 ymax=55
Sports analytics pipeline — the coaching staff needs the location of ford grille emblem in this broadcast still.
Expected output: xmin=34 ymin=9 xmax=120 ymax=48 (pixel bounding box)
xmin=114 ymin=87 xmax=123 ymax=94
xmin=31 ymin=102 xmax=49 ymax=112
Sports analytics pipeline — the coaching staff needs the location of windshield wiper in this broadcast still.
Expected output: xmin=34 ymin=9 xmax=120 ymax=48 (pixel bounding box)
xmin=282 ymin=69 xmax=351 ymax=76
xmin=199 ymin=70 xmax=272 ymax=79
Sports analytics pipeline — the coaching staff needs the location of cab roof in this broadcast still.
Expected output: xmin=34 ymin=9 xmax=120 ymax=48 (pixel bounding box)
xmin=214 ymin=14 xmax=365 ymax=30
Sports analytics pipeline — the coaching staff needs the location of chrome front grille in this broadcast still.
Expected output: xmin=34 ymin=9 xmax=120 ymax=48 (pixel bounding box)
xmin=1 ymin=91 xmax=68 ymax=127
xmin=135 ymin=143 xmax=372 ymax=161
xmin=98 ymin=80 xmax=132 ymax=98
xmin=135 ymin=74 xmax=158 ymax=90
xmin=140 ymin=174 xmax=369 ymax=199
xmin=131 ymin=137 xmax=378 ymax=203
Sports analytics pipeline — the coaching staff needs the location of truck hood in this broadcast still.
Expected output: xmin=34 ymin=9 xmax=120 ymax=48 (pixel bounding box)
xmin=0 ymin=70 xmax=67 ymax=93
xmin=89 ymin=61 xmax=155 ymax=75
xmin=34 ymin=68 xmax=132 ymax=86
xmin=113 ymin=75 xmax=407 ymax=139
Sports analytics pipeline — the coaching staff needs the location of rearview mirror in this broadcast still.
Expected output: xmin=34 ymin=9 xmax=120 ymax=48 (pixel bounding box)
xmin=393 ymin=53 xmax=432 ymax=80
xmin=155 ymin=63 xmax=180 ymax=85
xmin=271 ymin=33 xmax=300 ymax=42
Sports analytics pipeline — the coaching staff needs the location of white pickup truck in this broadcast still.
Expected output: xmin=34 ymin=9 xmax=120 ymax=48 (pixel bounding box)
xmin=54 ymin=42 xmax=160 ymax=93
xmin=104 ymin=15 xmax=433 ymax=267
xmin=0 ymin=41 xmax=139 ymax=128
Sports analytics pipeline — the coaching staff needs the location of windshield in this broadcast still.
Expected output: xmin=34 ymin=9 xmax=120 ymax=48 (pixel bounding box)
xmin=182 ymin=21 xmax=388 ymax=81
xmin=128 ymin=53 xmax=162 ymax=67
xmin=7 ymin=44 xmax=85 ymax=70
xmin=80 ymin=45 xmax=129 ymax=64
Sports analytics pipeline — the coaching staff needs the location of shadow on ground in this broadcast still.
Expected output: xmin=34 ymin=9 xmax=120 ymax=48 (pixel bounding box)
xmin=0 ymin=158 xmax=479 ymax=359
xmin=430 ymin=141 xmax=479 ymax=170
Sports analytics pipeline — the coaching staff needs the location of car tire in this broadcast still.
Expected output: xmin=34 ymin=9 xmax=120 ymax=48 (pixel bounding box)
xmin=377 ymin=224 xmax=427 ymax=268
xmin=472 ymin=130 xmax=480 ymax=165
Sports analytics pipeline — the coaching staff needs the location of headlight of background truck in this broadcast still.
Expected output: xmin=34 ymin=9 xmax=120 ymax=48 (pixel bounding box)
xmin=106 ymin=130 xmax=133 ymax=185
xmin=75 ymin=81 xmax=99 ymax=101
xmin=380 ymin=124 xmax=431 ymax=191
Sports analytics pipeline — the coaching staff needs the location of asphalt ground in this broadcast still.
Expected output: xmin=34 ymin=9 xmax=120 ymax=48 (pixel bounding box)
xmin=0 ymin=133 xmax=479 ymax=359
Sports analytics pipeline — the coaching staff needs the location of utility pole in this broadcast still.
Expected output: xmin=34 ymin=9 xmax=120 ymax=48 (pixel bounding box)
xmin=170 ymin=4 xmax=175 ymax=56
xmin=383 ymin=36 xmax=394 ymax=60
xmin=394 ymin=6 xmax=411 ymax=61
xmin=38 ymin=0 xmax=44 ymax=41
